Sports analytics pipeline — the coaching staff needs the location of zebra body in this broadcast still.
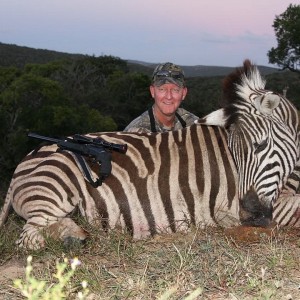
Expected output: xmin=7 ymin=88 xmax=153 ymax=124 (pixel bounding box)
xmin=1 ymin=60 xmax=299 ymax=249
xmin=2 ymin=125 xmax=240 ymax=248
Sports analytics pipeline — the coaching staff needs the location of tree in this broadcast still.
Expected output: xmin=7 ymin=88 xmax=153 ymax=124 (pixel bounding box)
xmin=0 ymin=64 xmax=118 ymax=193
xmin=104 ymin=71 xmax=150 ymax=129
xmin=268 ymin=4 xmax=300 ymax=73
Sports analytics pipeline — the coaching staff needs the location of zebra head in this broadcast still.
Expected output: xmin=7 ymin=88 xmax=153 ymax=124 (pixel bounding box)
xmin=197 ymin=59 xmax=299 ymax=227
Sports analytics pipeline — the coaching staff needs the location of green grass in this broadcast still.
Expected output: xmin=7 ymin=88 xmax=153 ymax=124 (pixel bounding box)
xmin=0 ymin=213 xmax=299 ymax=299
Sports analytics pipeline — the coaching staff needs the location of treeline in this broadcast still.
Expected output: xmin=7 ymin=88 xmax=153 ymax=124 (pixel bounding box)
xmin=0 ymin=42 xmax=85 ymax=68
xmin=1 ymin=54 xmax=300 ymax=198
xmin=0 ymin=56 xmax=151 ymax=193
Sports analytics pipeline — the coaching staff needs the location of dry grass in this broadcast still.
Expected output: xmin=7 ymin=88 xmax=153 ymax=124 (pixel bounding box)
xmin=0 ymin=213 xmax=299 ymax=300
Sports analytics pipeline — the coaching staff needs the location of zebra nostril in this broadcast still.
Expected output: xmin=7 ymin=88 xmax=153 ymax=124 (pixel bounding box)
xmin=240 ymin=187 xmax=273 ymax=227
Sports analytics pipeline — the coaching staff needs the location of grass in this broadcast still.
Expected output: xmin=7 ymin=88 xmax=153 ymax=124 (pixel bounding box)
xmin=0 ymin=213 xmax=299 ymax=300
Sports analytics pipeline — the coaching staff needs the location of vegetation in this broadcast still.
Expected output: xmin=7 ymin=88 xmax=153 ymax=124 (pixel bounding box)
xmin=12 ymin=254 xmax=202 ymax=300
xmin=0 ymin=215 xmax=299 ymax=299
xmin=13 ymin=256 xmax=89 ymax=299
xmin=268 ymin=4 xmax=300 ymax=73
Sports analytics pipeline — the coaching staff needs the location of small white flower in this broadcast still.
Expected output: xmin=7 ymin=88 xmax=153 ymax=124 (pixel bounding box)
xmin=70 ymin=257 xmax=81 ymax=270
xmin=81 ymin=280 xmax=88 ymax=289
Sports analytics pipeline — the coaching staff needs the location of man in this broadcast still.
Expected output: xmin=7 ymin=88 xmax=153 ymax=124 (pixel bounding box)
xmin=123 ymin=62 xmax=198 ymax=133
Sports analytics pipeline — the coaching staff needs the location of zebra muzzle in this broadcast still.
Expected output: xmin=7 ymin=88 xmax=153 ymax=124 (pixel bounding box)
xmin=239 ymin=187 xmax=273 ymax=227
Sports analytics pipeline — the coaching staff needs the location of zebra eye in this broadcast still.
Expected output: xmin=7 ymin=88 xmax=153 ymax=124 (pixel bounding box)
xmin=253 ymin=138 xmax=268 ymax=154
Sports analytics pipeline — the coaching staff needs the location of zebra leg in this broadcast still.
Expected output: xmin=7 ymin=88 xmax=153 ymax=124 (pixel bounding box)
xmin=16 ymin=221 xmax=48 ymax=249
xmin=273 ymin=194 xmax=300 ymax=227
xmin=17 ymin=217 xmax=87 ymax=249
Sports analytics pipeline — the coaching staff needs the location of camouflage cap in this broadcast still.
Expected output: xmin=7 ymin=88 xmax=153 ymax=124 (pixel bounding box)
xmin=152 ymin=62 xmax=185 ymax=87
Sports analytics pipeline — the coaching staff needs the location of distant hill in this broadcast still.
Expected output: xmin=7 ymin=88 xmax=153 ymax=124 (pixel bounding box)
xmin=0 ymin=42 xmax=85 ymax=68
xmin=0 ymin=42 xmax=280 ymax=77
xmin=127 ymin=60 xmax=280 ymax=77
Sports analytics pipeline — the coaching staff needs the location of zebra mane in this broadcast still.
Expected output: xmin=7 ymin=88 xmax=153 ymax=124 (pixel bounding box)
xmin=222 ymin=59 xmax=266 ymax=106
xmin=221 ymin=59 xmax=267 ymax=127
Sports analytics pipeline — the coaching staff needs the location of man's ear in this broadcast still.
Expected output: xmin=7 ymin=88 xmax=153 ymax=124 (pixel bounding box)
xmin=182 ymin=86 xmax=188 ymax=100
xmin=149 ymin=85 xmax=155 ymax=98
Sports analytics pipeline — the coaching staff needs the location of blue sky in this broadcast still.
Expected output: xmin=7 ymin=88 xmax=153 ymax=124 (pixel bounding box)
xmin=1 ymin=0 xmax=298 ymax=67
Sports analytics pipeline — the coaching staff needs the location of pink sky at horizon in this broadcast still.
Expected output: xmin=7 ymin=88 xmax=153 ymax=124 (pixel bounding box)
xmin=0 ymin=0 xmax=298 ymax=67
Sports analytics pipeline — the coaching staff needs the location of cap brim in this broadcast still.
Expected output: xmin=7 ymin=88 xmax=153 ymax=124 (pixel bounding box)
xmin=153 ymin=77 xmax=185 ymax=87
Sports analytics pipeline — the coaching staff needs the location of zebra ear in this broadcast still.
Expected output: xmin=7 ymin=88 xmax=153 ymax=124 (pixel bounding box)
xmin=195 ymin=108 xmax=228 ymax=127
xmin=254 ymin=94 xmax=280 ymax=115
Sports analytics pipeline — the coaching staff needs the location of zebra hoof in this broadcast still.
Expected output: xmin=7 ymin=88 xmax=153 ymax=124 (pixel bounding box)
xmin=47 ymin=217 xmax=88 ymax=246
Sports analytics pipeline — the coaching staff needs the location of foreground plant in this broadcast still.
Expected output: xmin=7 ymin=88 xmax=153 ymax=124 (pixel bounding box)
xmin=13 ymin=256 xmax=89 ymax=299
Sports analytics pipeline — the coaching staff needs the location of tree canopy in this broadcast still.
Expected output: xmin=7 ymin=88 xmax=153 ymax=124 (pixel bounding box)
xmin=268 ymin=4 xmax=300 ymax=73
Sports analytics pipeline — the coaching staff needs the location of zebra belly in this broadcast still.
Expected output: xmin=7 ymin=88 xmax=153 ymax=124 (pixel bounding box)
xmin=83 ymin=126 xmax=240 ymax=236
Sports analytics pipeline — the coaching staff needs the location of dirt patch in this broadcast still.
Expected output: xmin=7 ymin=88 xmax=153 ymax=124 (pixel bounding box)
xmin=224 ymin=225 xmax=300 ymax=245
xmin=224 ymin=225 xmax=276 ymax=243
xmin=0 ymin=259 xmax=25 ymax=283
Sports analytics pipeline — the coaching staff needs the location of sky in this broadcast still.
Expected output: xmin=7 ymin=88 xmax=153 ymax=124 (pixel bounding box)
xmin=0 ymin=0 xmax=298 ymax=67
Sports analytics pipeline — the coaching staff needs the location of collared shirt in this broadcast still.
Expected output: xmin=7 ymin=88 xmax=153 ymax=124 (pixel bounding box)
xmin=123 ymin=107 xmax=198 ymax=133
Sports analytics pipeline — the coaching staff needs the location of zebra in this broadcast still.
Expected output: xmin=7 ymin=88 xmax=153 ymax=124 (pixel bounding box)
xmin=0 ymin=60 xmax=299 ymax=249
xmin=196 ymin=60 xmax=300 ymax=226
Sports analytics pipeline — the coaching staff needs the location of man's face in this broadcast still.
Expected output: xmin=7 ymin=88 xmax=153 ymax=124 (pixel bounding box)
xmin=150 ymin=83 xmax=187 ymax=116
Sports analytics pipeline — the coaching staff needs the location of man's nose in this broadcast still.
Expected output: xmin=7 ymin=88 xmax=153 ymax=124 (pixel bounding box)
xmin=165 ymin=90 xmax=172 ymax=98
